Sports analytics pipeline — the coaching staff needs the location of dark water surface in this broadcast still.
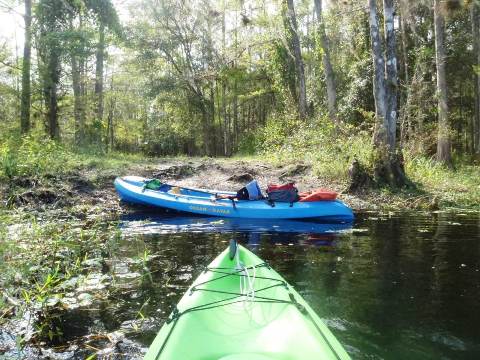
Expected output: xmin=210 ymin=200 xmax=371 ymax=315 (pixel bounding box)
xmin=111 ymin=211 xmax=480 ymax=359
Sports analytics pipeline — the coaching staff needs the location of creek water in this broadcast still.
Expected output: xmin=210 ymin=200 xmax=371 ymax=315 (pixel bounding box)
xmin=13 ymin=210 xmax=477 ymax=359
xmin=108 ymin=210 xmax=480 ymax=360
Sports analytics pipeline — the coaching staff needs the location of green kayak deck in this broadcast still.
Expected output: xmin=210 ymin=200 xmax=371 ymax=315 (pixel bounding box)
xmin=145 ymin=243 xmax=350 ymax=360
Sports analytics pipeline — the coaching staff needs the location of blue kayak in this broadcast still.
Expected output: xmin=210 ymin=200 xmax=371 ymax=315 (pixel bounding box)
xmin=114 ymin=176 xmax=354 ymax=222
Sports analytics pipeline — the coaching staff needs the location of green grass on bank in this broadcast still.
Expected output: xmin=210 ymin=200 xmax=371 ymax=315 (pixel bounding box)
xmin=0 ymin=135 xmax=146 ymax=180
xmin=406 ymin=157 xmax=480 ymax=208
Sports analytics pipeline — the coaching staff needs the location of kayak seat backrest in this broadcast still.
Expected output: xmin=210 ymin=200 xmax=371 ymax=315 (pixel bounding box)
xmin=236 ymin=180 xmax=264 ymax=200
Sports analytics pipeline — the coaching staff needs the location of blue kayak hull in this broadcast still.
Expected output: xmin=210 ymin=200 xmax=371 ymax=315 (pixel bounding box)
xmin=114 ymin=176 xmax=354 ymax=222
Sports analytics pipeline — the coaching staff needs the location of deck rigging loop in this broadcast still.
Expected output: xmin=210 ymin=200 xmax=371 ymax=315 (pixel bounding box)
xmin=234 ymin=244 xmax=257 ymax=304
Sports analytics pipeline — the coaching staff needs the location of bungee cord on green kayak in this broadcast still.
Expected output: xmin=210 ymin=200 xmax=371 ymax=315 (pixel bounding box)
xmin=144 ymin=241 xmax=351 ymax=360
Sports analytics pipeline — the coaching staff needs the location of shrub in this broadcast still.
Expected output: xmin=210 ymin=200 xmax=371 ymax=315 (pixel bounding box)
xmin=258 ymin=113 xmax=373 ymax=181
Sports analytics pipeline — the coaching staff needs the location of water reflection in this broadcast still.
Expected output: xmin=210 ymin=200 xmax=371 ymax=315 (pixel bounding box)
xmin=120 ymin=213 xmax=353 ymax=237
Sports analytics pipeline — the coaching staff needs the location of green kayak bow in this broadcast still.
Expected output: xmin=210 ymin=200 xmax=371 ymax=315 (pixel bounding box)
xmin=145 ymin=241 xmax=351 ymax=360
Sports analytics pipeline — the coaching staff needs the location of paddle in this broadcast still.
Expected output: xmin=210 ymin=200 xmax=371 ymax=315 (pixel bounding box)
xmin=144 ymin=179 xmax=233 ymax=198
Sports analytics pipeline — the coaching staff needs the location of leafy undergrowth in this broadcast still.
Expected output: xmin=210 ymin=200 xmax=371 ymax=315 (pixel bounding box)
xmin=0 ymin=135 xmax=146 ymax=181
xmin=257 ymin=115 xmax=480 ymax=210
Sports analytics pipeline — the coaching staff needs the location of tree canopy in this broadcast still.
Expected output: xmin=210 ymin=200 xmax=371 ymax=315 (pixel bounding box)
xmin=0 ymin=0 xmax=479 ymax=174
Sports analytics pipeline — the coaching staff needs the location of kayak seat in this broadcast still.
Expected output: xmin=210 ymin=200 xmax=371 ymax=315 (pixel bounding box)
xmin=218 ymin=354 xmax=277 ymax=360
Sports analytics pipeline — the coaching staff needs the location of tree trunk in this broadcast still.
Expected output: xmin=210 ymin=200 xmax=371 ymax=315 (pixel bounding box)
xmin=210 ymin=83 xmax=216 ymax=156
xmin=434 ymin=0 xmax=452 ymax=166
xmin=284 ymin=0 xmax=307 ymax=119
xmin=368 ymin=0 xmax=388 ymax=147
xmin=95 ymin=22 xmax=105 ymax=123
xmin=399 ymin=11 xmax=409 ymax=94
xmin=383 ymin=0 xmax=398 ymax=151
xmin=20 ymin=0 xmax=32 ymax=134
xmin=70 ymin=18 xmax=85 ymax=146
xmin=80 ymin=16 xmax=86 ymax=102
xmin=314 ymin=0 xmax=337 ymax=123
xmin=106 ymin=77 xmax=115 ymax=153
xmin=42 ymin=49 xmax=60 ymax=140
xmin=398 ymin=9 xmax=409 ymax=146
xmin=72 ymin=52 xmax=84 ymax=145
xmin=202 ymin=106 xmax=209 ymax=155
xmin=364 ymin=0 xmax=408 ymax=188
xmin=224 ymin=82 xmax=230 ymax=156
xmin=48 ymin=86 xmax=59 ymax=140
xmin=107 ymin=106 xmax=114 ymax=151
xmin=472 ymin=1 xmax=480 ymax=154
xmin=222 ymin=0 xmax=228 ymax=156
xmin=233 ymin=83 xmax=238 ymax=152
